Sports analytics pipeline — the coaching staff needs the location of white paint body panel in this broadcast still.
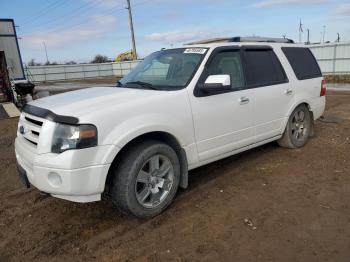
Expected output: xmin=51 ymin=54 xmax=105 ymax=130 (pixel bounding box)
xmin=15 ymin=42 xmax=326 ymax=202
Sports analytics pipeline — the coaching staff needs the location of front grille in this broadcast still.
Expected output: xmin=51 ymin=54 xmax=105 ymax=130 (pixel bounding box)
xmin=32 ymin=130 xmax=39 ymax=136
xmin=24 ymin=137 xmax=38 ymax=146
xmin=19 ymin=113 xmax=44 ymax=148
xmin=25 ymin=116 xmax=43 ymax=127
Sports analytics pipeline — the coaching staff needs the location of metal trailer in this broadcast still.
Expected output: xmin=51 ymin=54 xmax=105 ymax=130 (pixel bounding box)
xmin=0 ymin=18 xmax=34 ymax=107
xmin=0 ymin=19 xmax=25 ymax=81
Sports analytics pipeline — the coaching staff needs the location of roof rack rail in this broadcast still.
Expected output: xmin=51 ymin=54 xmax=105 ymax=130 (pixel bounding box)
xmin=232 ymin=36 xmax=294 ymax=43
xmin=186 ymin=36 xmax=295 ymax=45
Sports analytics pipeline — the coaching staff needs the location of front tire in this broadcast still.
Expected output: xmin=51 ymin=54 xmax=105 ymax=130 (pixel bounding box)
xmin=110 ymin=140 xmax=180 ymax=218
xmin=278 ymin=104 xmax=312 ymax=149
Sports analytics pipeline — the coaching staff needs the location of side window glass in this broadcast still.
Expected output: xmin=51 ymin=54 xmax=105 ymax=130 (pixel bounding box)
xmin=244 ymin=49 xmax=287 ymax=87
xmin=207 ymin=51 xmax=244 ymax=89
xmin=282 ymin=47 xmax=322 ymax=80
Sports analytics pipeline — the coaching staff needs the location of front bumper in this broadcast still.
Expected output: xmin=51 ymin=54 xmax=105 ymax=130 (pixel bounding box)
xmin=15 ymin=138 xmax=118 ymax=203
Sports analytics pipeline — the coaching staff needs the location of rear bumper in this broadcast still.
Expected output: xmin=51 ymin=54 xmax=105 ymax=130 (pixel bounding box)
xmin=310 ymin=96 xmax=326 ymax=120
xmin=15 ymin=138 xmax=118 ymax=203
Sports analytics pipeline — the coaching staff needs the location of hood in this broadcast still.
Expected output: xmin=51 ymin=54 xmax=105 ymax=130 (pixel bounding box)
xmin=30 ymin=87 xmax=163 ymax=118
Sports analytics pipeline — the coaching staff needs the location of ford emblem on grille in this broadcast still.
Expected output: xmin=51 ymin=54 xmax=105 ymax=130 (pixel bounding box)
xmin=19 ymin=126 xmax=26 ymax=135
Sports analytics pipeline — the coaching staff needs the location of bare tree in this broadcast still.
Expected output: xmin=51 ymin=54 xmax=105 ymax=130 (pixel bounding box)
xmin=27 ymin=59 xmax=42 ymax=66
xmin=44 ymin=61 xmax=58 ymax=66
xmin=91 ymin=55 xmax=111 ymax=63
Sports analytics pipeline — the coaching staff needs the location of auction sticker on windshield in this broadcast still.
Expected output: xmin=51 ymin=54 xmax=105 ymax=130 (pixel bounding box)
xmin=184 ymin=48 xmax=207 ymax=54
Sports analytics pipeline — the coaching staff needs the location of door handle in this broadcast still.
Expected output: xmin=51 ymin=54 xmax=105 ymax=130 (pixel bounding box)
xmin=285 ymin=89 xmax=293 ymax=95
xmin=239 ymin=97 xmax=250 ymax=105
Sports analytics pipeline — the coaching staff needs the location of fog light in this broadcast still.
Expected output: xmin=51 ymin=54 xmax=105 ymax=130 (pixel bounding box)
xmin=48 ymin=172 xmax=62 ymax=187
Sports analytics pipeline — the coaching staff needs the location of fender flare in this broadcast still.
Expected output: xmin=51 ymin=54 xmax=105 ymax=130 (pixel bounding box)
xmin=105 ymin=129 xmax=190 ymax=191
xmin=282 ymin=100 xmax=314 ymax=135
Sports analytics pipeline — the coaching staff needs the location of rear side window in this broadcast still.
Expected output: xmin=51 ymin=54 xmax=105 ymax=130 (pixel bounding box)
xmin=282 ymin=47 xmax=322 ymax=80
xmin=243 ymin=48 xmax=287 ymax=87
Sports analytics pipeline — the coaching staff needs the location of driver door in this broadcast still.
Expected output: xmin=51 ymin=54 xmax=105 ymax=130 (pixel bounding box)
xmin=189 ymin=48 xmax=255 ymax=162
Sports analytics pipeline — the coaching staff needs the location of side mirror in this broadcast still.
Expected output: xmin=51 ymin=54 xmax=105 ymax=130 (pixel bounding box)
xmin=202 ymin=75 xmax=231 ymax=92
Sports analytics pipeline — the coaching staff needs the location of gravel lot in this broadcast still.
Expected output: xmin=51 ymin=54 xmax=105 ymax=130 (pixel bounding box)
xmin=0 ymin=91 xmax=350 ymax=262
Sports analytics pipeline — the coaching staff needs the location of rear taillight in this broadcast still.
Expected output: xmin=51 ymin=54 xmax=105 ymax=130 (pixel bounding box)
xmin=320 ymin=79 xmax=326 ymax=97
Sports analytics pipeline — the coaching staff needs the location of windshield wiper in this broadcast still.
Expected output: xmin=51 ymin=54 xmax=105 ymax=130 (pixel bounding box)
xmin=124 ymin=81 xmax=159 ymax=90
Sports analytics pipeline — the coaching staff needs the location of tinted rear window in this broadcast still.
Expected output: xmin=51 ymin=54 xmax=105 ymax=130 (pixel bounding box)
xmin=244 ymin=49 xmax=287 ymax=87
xmin=282 ymin=47 xmax=322 ymax=80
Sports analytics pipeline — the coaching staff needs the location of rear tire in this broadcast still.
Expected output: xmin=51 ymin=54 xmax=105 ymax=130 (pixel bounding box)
xmin=110 ymin=140 xmax=180 ymax=218
xmin=278 ymin=104 xmax=312 ymax=149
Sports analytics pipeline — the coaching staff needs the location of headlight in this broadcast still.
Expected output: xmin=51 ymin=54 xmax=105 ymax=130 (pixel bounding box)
xmin=51 ymin=124 xmax=97 ymax=153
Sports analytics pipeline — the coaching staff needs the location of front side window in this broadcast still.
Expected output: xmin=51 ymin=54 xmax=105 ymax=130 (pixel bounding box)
xmin=244 ymin=49 xmax=287 ymax=87
xmin=206 ymin=51 xmax=244 ymax=89
xmin=119 ymin=48 xmax=207 ymax=90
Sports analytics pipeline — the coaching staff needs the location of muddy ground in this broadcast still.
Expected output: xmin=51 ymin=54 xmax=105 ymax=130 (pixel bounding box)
xmin=0 ymin=91 xmax=350 ymax=262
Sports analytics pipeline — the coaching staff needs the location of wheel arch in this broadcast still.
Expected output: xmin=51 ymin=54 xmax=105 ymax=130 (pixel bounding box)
xmin=105 ymin=131 xmax=189 ymax=194
xmin=282 ymin=101 xmax=314 ymax=135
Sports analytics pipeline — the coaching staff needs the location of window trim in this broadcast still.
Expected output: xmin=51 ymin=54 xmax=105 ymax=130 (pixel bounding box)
xmin=194 ymin=46 xmax=244 ymax=97
xmin=281 ymin=47 xmax=322 ymax=80
xmin=241 ymin=46 xmax=289 ymax=89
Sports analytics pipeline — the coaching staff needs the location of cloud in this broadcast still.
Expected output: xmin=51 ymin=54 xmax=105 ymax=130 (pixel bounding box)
xmin=21 ymin=15 xmax=117 ymax=49
xmin=144 ymin=29 xmax=223 ymax=44
xmin=335 ymin=4 xmax=350 ymax=16
xmin=253 ymin=0 xmax=329 ymax=8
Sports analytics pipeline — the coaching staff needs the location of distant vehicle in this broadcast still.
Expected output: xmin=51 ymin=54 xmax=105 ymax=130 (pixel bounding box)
xmin=15 ymin=37 xmax=326 ymax=218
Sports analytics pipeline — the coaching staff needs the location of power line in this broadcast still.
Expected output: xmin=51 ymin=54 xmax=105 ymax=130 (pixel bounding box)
xmin=19 ymin=0 xmax=68 ymax=24
xmin=21 ymin=5 xmax=125 ymax=37
xmin=20 ymin=0 xmax=106 ymax=33
xmin=21 ymin=0 xmax=152 ymax=36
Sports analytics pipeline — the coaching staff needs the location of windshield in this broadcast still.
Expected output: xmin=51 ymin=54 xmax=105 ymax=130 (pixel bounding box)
xmin=118 ymin=48 xmax=207 ymax=90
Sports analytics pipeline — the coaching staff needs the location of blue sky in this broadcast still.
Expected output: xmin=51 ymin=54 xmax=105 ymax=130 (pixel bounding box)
xmin=1 ymin=0 xmax=350 ymax=64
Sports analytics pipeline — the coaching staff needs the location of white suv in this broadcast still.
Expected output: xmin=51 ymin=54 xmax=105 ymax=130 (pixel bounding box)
xmin=15 ymin=37 xmax=326 ymax=218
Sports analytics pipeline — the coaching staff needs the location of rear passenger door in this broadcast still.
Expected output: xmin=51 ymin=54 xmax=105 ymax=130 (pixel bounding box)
xmin=242 ymin=46 xmax=293 ymax=141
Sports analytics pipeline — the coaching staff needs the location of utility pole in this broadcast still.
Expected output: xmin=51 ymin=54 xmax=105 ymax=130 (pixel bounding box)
xmin=336 ymin=33 xmax=340 ymax=43
xmin=42 ymin=41 xmax=49 ymax=64
xmin=126 ymin=0 xmax=137 ymax=60
xmin=322 ymin=25 xmax=326 ymax=43
xmin=306 ymin=29 xmax=310 ymax=45
xmin=299 ymin=19 xmax=303 ymax=44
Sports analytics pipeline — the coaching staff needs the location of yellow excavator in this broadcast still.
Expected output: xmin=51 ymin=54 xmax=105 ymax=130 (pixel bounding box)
xmin=114 ymin=50 xmax=137 ymax=62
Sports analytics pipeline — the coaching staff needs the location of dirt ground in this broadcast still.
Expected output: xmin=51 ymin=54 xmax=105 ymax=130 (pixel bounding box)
xmin=0 ymin=91 xmax=350 ymax=262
